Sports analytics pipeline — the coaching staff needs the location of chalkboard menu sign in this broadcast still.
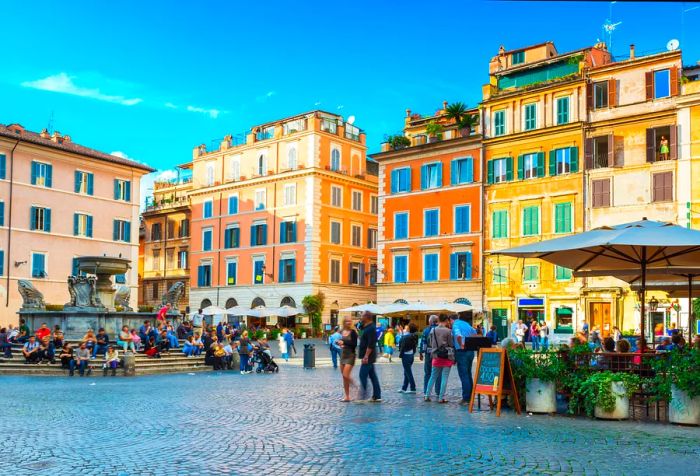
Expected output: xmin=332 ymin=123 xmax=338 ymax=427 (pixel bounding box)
xmin=469 ymin=348 xmax=521 ymax=416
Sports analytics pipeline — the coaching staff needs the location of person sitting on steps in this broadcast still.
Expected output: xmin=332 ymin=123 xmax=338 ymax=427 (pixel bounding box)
xmin=103 ymin=346 xmax=120 ymax=377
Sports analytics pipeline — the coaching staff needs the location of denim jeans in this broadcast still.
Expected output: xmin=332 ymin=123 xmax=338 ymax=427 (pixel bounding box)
xmin=183 ymin=344 xmax=196 ymax=356
xmin=117 ymin=340 xmax=136 ymax=352
xmin=423 ymin=353 xmax=441 ymax=394
xmin=426 ymin=365 xmax=451 ymax=400
xmin=540 ymin=336 xmax=549 ymax=351
xmin=239 ymin=354 xmax=249 ymax=372
xmin=75 ymin=359 xmax=89 ymax=376
xmin=1 ymin=343 xmax=11 ymax=358
xmin=401 ymin=354 xmax=416 ymax=391
xmin=359 ymin=363 xmax=381 ymax=400
xmin=330 ymin=347 xmax=339 ymax=368
xmin=532 ymin=335 xmax=540 ymax=351
xmin=93 ymin=344 xmax=108 ymax=358
xmin=455 ymin=350 xmax=475 ymax=401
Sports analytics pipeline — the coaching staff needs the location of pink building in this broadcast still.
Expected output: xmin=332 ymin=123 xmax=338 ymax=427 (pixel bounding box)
xmin=0 ymin=124 xmax=153 ymax=324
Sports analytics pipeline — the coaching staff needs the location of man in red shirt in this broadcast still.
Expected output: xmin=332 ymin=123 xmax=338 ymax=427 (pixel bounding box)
xmin=157 ymin=303 xmax=170 ymax=322
xmin=35 ymin=323 xmax=51 ymax=341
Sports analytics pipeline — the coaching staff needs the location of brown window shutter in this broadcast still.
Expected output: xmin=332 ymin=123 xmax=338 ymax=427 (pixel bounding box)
xmin=592 ymin=180 xmax=600 ymax=208
xmin=670 ymin=67 xmax=679 ymax=96
xmin=585 ymin=137 xmax=594 ymax=169
xmin=608 ymin=79 xmax=617 ymax=107
xmin=603 ymin=178 xmax=611 ymax=207
xmin=665 ymin=172 xmax=673 ymax=201
xmin=652 ymin=173 xmax=661 ymax=202
xmin=670 ymin=125 xmax=678 ymax=160
xmin=586 ymin=82 xmax=593 ymax=110
xmin=646 ymin=128 xmax=656 ymax=163
xmin=607 ymin=133 xmax=615 ymax=167
xmin=645 ymin=72 xmax=654 ymax=100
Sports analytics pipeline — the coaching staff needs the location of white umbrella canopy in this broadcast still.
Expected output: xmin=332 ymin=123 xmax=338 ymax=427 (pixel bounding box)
xmin=225 ymin=305 xmax=254 ymax=316
xmin=201 ymin=305 xmax=227 ymax=316
xmin=381 ymin=301 xmax=473 ymax=317
xmin=246 ymin=306 xmax=277 ymax=318
xmin=271 ymin=305 xmax=302 ymax=317
xmin=340 ymin=303 xmax=386 ymax=314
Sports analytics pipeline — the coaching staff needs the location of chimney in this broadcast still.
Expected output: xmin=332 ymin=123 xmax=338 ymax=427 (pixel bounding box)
xmin=51 ymin=131 xmax=62 ymax=143
xmin=62 ymin=135 xmax=71 ymax=143
xmin=442 ymin=101 xmax=448 ymax=110
xmin=630 ymin=44 xmax=635 ymax=60
xmin=405 ymin=109 xmax=411 ymax=117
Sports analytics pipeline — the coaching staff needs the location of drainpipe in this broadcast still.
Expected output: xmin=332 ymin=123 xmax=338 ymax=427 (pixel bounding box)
xmin=5 ymin=138 xmax=20 ymax=307
xmin=216 ymin=190 xmax=223 ymax=307
xmin=271 ymin=181 xmax=278 ymax=284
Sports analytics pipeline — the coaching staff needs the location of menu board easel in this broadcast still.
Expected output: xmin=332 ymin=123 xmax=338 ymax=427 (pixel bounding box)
xmin=468 ymin=347 xmax=521 ymax=416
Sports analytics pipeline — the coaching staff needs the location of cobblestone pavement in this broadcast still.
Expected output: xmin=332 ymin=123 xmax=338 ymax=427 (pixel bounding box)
xmin=1 ymin=359 xmax=698 ymax=476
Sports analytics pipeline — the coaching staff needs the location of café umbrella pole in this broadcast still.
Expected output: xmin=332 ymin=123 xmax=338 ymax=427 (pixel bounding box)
xmin=641 ymin=247 xmax=646 ymax=345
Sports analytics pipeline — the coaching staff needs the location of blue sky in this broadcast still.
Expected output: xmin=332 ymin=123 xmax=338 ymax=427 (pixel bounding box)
xmin=2 ymin=0 xmax=698 ymax=202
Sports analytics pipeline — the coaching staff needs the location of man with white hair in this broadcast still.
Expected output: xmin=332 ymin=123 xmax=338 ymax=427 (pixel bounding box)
xmin=419 ymin=315 xmax=441 ymax=395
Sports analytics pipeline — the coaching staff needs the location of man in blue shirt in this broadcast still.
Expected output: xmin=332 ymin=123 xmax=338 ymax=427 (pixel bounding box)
xmin=328 ymin=326 xmax=342 ymax=369
xmin=358 ymin=312 xmax=381 ymax=402
xmin=450 ymin=315 xmax=477 ymax=405
xmin=485 ymin=325 xmax=499 ymax=345
xmin=419 ymin=315 xmax=441 ymax=395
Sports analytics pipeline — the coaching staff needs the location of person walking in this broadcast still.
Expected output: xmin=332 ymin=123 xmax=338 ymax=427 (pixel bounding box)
xmin=284 ymin=328 xmax=296 ymax=357
xmin=237 ymin=331 xmax=252 ymax=374
xmin=336 ymin=317 xmax=358 ymax=402
xmin=530 ymin=321 xmax=540 ymax=351
xmin=383 ymin=328 xmax=395 ymax=362
xmin=358 ymin=312 xmax=381 ymax=402
xmin=328 ymin=326 xmax=342 ymax=369
xmin=485 ymin=325 xmax=498 ymax=346
xmin=420 ymin=315 xmax=441 ymax=396
xmin=425 ymin=315 xmax=455 ymax=403
xmin=278 ymin=329 xmax=289 ymax=361
xmin=398 ymin=323 xmax=418 ymax=393
xmin=515 ymin=320 xmax=526 ymax=343
xmin=539 ymin=321 xmax=549 ymax=351
xmin=450 ymin=315 xmax=477 ymax=405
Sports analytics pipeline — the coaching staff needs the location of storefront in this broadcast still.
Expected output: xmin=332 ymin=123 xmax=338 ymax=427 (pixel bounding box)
xmin=517 ymin=297 xmax=545 ymax=324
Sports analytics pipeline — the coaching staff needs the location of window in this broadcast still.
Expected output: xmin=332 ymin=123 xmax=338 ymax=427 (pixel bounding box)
xmin=330 ymin=221 xmax=341 ymax=244
xmin=424 ymin=209 xmax=439 ymax=237
xmin=556 ymin=307 xmax=574 ymax=328
xmin=555 ymin=266 xmax=572 ymax=281
xmin=523 ymin=265 xmax=539 ymax=282
xmin=202 ymin=228 xmax=213 ymax=251
xmin=331 ymin=186 xmax=342 ymax=207
xmin=370 ymin=195 xmax=379 ymax=214
xmin=283 ymin=119 xmax=306 ymax=135
xmin=591 ymin=135 xmax=611 ymax=169
xmin=554 ymin=202 xmax=573 ymax=234
xmin=518 ymin=153 xmax=542 ymax=180
xmin=229 ymin=157 xmax=241 ymax=181
xmin=279 ymin=258 xmax=296 ymax=283
xmin=591 ymin=179 xmax=611 ymax=208
xmin=492 ymin=210 xmax=509 ymax=239
xmin=330 ymin=259 xmax=341 ymax=283
xmin=331 ymin=148 xmax=341 ymax=171
xmin=283 ymin=184 xmax=297 ymax=206
xmin=250 ymin=223 xmax=267 ymax=246
xmin=352 ymin=190 xmax=362 ymax=211
xmin=646 ymin=126 xmax=675 ymax=163
xmin=258 ymin=153 xmax=267 ymax=176
xmin=113 ymin=179 xmax=131 ymax=201
xmin=31 ymin=161 xmax=52 ymax=187
xmin=73 ymin=213 xmax=93 ymax=238
xmin=488 ymin=157 xmax=512 ymax=184
xmin=167 ymin=220 xmax=175 ymax=239
xmin=451 ymin=157 xmax=473 ymax=185
xmin=351 ymin=224 xmax=362 ymax=247
xmin=224 ymin=226 xmax=240 ymax=249
xmin=424 ymin=254 xmax=438 ymax=282
xmin=280 ymin=221 xmax=297 ymax=244
xmin=178 ymin=250 xmax=187 ymax=269
xmin=287 ymin=144 xmax=297 ymax=169
xmin=556 ymin=97 xmax=570 ymax=125
xmin=179 ymin=219 xmax=189 ymax=237
xmin=74 ymin=171 xmax=94 ymax=195
xmin=257 ymin=127 xmax=274 ymax=141
xmin=449 ymin=252 xmax=472 ymax=280
xmin=593 ymin=81 xmax=608 ymax=109
xmin=203 ymin=200 xmax=213 ymax=219
xmin=511 ymin=51 xmax=525 ymax=65
xmin=151 ymin=282 xmax=159 ymax=299
xmin=345 ymin=123 xmax=360 ymax=141
xmin=205 ymin=163 xmax=215 ymax=186
xmin=30 ymin=206 xmax=51 ymax=232
xmin=321 ymin=118 xmax=337 ymax=134
xmin=652 ymin=172 xmax=673 ymax=203
xmin=367 ymin=228 xmax=378 ymax=249
xmin=0 ymin=154 xmax=5 ymax=180
xmin=152 ymin=250 xmax=161 ymax=271
xmin=394 ymin=255 xmax=408 ymax=283
xmin=653 ymin=69 xmax=671 ymax=99
xmin=228 ymin=195 xmax=239 ymax=214
xmin=454 ymin=205 xmax=470 ymax=234
xmin=255 ymin=189 xmax=266 ymax=210
xmin=369 ymin=264 xmax=377 ymax=286
xmin=31 ymin=252 xmax=47 ymax=278
xmin=421 ymin=162 xmax=442 ymax=190
xmin=493 ymin=266 xmax=507 ymax=284
xmin=524 ymin=103 xmax=537 ymax=131
xmin=522 ymin=206 xmax=540 ymax=236
xmin=390 ymin=167 xmax=411 ymax=193
xmin=253 ymin=259 xmax=265 ymax=285
xmin=197 ymin=263 xmax=212 ymax=287
xmin=166 ymin=248 xmax=175 ymax=269
xmin=550 ymin=147 xmax=579 ymax=176
xmin=0 ymin=201 xmax=4 ymax=226
xmin=394 ymin=212 xmax=408 ymax=240
xmin=494 ymin=110 xmax=506 ymax=136
xmin=226 ymin=261 xmax=237 ymax=286
xmin=349 ymin=262 xmax=362 ymax=285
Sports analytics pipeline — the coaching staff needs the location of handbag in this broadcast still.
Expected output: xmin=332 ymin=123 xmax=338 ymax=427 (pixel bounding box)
xmin=431 ymin=330 xmax=449 ymax=359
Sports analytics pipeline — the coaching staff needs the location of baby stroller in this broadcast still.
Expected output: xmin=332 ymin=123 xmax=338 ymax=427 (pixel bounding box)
xmin=251 ymin=348 xmax=279 ymax=373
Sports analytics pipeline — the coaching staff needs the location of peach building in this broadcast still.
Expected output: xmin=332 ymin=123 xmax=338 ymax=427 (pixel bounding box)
xmin=188 ymin=111 xmax=378 ymax=326
xmin=0 ymin=124 xmax=153 ymax=324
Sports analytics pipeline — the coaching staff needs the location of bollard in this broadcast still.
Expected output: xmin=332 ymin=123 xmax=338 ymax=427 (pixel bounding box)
xmin=123 ymin=352 xmax=136 ymax=377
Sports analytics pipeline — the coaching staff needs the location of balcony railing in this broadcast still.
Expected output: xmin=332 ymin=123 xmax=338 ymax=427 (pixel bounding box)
xmin=256 ymin=127 xmax=274 ymax=141
xmin=145 ymin=196 xmax=189 ymax=211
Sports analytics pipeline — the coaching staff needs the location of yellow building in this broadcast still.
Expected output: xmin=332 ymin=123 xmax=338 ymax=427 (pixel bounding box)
xmin=482 ymin=42 xmax=612 ymax=340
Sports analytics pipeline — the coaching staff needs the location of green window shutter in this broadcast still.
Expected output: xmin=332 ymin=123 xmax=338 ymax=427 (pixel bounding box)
xmin=564 ymin=202 xmax=572 ymax=232
xmin=517 ymin=155 xmax=524 ymax=180
xmin=549 ymin=150 xmax=557 ymax=176
xmin=73 ymin=213 xmax=79 ymax=236
xmin=87 ymin=173 xmax=94 ymax=195
xmin=87 ymin=215 xmax=93 ymax=237
xmin=30 ymin=207 xmax=36 ymax=230
xmin=536 ymin=152 xmax=545 ymax=177
xmin=487 ymin=160 xmax=494 ymax=184
xmin=505 ymin=157 xmax=514 ymax=181
xmin=125 ymin=181 xmax=131 ymax=202
xmin=0 ymin=250 xmax=4 ymax=276
xmin=31 ymin=161 xmax=37 ymax=185
xmin=44 ymin=209 xmax=51 ymax=232
xmin=114 ymin=180 xmax=120 ymax=200
xmin=0 ymin=154 xmax=5 ymax=179
xmin=0 ymin=202 xmax=4 ymax=227
xmin=74 ymin=171 xmax=81 ymax=193
xmin=569 ymin=147 xmax=579 ymax=173
xmin=113 ymin=220 xmax=119 ymax=241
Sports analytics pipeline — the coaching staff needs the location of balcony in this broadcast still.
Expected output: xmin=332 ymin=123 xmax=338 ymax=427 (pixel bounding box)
xmin=282 ymin=118 xmax=308 ymax=135
xmin=344 ymin=123 xmax=361 ymax=141
xmin=145 ymin=196 xmax=189 ymax=212
xmin=320 ymin=118 xmax=338 ymax=134
xmin=256 ymin=127 xmax=275 ymax=142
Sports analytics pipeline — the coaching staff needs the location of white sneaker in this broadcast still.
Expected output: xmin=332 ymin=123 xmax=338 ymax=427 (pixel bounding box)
xmin=240 ymin=371 xmax=245 ymax=375
xmin=397 ymin=389 xmax=405 ymax=393
xmin=406 ymin=390 xmax=417 ymax=394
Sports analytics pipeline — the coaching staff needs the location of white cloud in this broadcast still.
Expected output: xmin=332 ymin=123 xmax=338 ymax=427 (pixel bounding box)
xmin=156 ymin=170 xmax=178 ymax=181
xmin=186 ymin=105 xmax=225 ymax=119
xmin=164 ymin=102 xmax=178 ymax=109
xmin=22 ymin=72 xmax=142 ymax=106
xmin=255 ymin=90 xmax=277 ymax=103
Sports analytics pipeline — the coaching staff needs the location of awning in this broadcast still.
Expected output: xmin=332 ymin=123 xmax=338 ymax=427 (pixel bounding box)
xmin=556 ymin=307 xmax=573 ymax=315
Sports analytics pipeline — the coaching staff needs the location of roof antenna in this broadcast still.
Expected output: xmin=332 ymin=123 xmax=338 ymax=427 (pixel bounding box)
xmin=602 ymin=1 xmax=622 ymax=55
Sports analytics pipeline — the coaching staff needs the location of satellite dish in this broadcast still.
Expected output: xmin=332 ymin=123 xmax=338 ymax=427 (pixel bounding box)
xmin=347 ymin=115 xmax=356 ymax=125
xmin=667 ymin=39 xmax=680 ymax=51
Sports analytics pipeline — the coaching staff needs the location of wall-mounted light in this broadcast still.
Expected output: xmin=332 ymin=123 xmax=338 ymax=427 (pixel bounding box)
xmin=14 ymin=260 xmax=27 ymax=267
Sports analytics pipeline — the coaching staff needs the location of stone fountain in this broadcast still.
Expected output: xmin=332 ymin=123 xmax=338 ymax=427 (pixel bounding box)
xmin=69 ymin=255 xmax=131 ymax=311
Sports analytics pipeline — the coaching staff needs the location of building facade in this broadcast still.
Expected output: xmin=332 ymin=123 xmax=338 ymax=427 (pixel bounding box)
xmin=482 ymin=42 xmax=612 ymax=340
xmin=139 ymin=166 xmax=192 ymax=311
xmin=188 ymin=111 xmax=378 ymax=326
xmin=372 ymin=103 xmax=483 ymax=316
xmin=0 ymin=124 xmax=152 ymax=324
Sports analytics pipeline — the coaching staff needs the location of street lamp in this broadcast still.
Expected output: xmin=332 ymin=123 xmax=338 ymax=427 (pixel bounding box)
xmin=649 ymin=296 xmax=659 ymax=312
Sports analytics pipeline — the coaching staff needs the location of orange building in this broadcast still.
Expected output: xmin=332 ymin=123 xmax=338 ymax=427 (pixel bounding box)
xmin=372 ymin=102 xmax=483 ymax=315
xmin=188 ymin=111 xmax=377 ymax=326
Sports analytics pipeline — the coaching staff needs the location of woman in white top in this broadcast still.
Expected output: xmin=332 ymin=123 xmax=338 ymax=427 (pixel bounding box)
xmin=278 ymin=330 xmax=289 ymax=361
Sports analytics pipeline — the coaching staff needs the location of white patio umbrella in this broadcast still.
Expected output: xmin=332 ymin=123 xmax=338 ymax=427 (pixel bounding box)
xmin=225 ymin=305 xmax=254 ymax=316
xmin=381 ymin=301 xmax=474 ymax=317
xmin=201 ymin=305 xmax=227 ymax=316
xmin=340 ymin=303 xmax=386 ymax=314
xmin=493 ymin=218 xmax=700 ymax=340
xmin=246 ymin=306 xmax=277 ymax=318
xmin=272 ymin=305 xmax=302 ymax=317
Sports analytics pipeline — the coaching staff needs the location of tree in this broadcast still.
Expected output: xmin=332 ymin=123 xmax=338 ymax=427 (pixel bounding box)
xmin=302 ymin=292 xmax=325 ymax=337
xmin=445 ymin=101 xmax=479 ymax=136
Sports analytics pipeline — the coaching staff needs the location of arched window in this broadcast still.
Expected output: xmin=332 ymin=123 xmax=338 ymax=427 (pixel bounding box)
xmin=288 ymin=146 xmax=297 ymax=170
xmin=393 ymin=298 xmax=408 ymax=304
xmin=331 ymin=148 xmax=340 ymax=171
xmin=280 ymin=296 xmax=296 ymax=308
xmin=258 ymin=153 xmax=267 ymax=176
xmin=454 ymin=297 xmax=472 ymax=305
xmin=200 ymin=298 xmax=212 ymax=309
xmin=230 ymin=158 xmax=240 ymax=181
xmin=225 ymin=298 xmax=238 ymax=309
xmin=251 ymin=297 xmax=266 ymax=308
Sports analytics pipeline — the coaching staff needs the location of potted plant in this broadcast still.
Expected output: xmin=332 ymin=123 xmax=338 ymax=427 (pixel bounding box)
xmin=385 ymin=134 xmax=411 ymax=150
xmin=445 ymin=102 xmax=480 ymax=137
xmin=652 ymin=348 xmax=700 ymax=425
xmin=573 ymin=371 xmax=641 ymax=419
xmin=425 ymin=121 xmax=443 ymax=143
xmin=510 ymin=348 xmax=564 ymax=413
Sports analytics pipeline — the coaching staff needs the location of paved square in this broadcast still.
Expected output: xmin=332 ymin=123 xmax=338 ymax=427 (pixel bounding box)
xmin=0 ymin=359 xmax=698 ymax=475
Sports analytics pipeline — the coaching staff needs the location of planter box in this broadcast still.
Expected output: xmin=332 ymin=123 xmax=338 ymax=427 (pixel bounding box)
xmin=669 ymin=385 xmax=700 ymax=425
xmin=526 ymin=378 xmax=556 ymax=413
xmin=594 ymin=382 xmax=629 ymax=420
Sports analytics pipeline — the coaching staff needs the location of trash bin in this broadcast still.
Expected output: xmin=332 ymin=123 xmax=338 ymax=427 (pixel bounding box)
xmin=303 ymin=343 xmax=315 ymax=369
